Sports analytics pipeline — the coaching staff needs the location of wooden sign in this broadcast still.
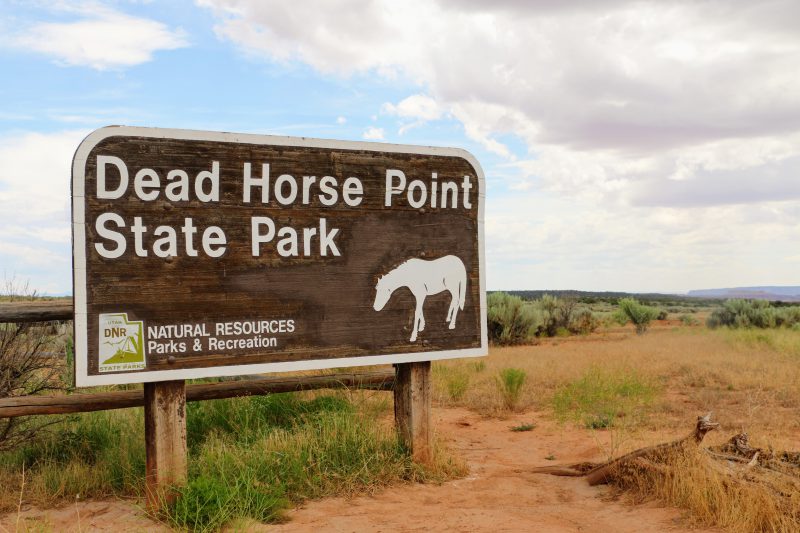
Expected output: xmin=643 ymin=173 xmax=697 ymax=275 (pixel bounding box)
xmin=72 ymin=126 xmax=486 ymax=386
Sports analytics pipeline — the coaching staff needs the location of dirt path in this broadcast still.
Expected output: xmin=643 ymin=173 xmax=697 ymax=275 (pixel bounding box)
xmin=2 ymin=407 xmax=718 ymax=532
xmin=264 ymin=407 xmax=716 ymax=533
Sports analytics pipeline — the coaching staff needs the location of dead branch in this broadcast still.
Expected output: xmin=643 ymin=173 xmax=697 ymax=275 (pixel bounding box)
xmin=533 ymin=414 xmax=800 ymax=493
xmin=533 ymin=413 xmax=720 ymax=486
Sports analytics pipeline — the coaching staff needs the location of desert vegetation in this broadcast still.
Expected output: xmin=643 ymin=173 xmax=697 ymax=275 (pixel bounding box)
xmin=486 ymin=292 xmax=602 ymax=345
xmin=4 ymin=291 xmax=800 ymax=531
xmin=707 ymin=298 xmax=800 ymax=329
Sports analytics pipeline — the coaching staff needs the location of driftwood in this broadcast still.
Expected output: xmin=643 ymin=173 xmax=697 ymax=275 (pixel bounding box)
xmin=532 ymin=414 xmax=720 ymax=485
xmin=534 ymin=414 xmax=800 ymax=489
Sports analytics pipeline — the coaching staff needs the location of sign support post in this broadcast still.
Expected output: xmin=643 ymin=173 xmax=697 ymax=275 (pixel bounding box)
xmin=394 ymin=362 xmax=432 ymax=464
xmin=144 ymin=379 xmax=187 ymax=511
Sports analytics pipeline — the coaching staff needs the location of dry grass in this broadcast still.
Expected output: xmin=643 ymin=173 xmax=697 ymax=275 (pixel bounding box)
xmin=617 ymin=446 xmax=800 ymax=532
xmin=434 ymin=323 xmax=800 ymax=532
xmin=434 ymin=325 xmax=800 ymax=437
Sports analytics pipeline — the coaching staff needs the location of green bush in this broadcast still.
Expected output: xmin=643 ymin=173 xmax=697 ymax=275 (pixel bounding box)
xmin=705 ymin=299 xmax=799 ymax=329
xmin=679 ymin=314 xmax=699 ymax=326
xmin=617 ymin=298 xmax=659 ymax=335
xmin=487 ymin=292 xmax=542 ymax=345
xmin=487 ymin=293 xmax=600 ymax=341
xmin=569 ymin=309 xmax=600 ymax=335
xmin=497 ymin=368 xmax=527 ymax=410
xmin=536 ymin=294 xmax=578 ymax=337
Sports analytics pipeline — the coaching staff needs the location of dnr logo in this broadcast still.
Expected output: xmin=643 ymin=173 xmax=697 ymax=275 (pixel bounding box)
xmin=98 ymin=313 xmax=146 ymax=372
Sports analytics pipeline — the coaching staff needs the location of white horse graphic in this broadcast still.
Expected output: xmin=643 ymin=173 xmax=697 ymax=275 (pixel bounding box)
xmin=373 ymin=255 xmax=467 ymax=342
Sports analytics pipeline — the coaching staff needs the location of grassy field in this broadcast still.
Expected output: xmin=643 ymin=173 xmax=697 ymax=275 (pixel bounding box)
xmin=3 ymin=317 xmax=800 ymax=531
xmin=434 ymin=322 xmax=800 ymax=439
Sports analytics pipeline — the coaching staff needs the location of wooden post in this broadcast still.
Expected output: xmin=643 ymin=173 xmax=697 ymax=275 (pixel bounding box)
xmin=394 ymin=361 xmax=432 ymax=464
xmin=144 ymin=380 xmax=187 ymax=511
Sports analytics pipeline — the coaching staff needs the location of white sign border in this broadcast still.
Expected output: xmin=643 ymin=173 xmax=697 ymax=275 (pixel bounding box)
xmin=72 ymin=125 xmax=488 ymax=387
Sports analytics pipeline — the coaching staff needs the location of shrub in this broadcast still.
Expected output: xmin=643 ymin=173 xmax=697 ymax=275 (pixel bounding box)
xmin=0 ymin=283 xmax=68 ymax=451
xmin=487 ymin=292 xmax=542 ymax=345
xmin=497 ymin=368 xmax=527 ymax=410
xmin=679 ymin=314 xmax=699 ymax=326
xmin=569 ymin=309 xmax=600 ymax=335
xmin=706 ymin=299 xmax=796 ymax=329
xmin=617 ymin=298 xmax=659 ymax=335
xmin=656 ymin=310 xmax=668 ymax=321
xmin=536 ymin=294 xmax=577 ymax=337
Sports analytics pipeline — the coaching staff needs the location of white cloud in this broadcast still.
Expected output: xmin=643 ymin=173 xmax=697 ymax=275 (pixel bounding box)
xmin=0 ymin=130 xmax=85 ymax=294
xmin=12 ymin=5 xmax=188 ymax=70
xmin=382 ymin=94 xmax=443 ymax=122
xmin=0 ymin=130 xmax=87 ymax=224
xmin=382 ymin=94 xmax=445 ymax=135
xmin=362 ymin=126 xmax=385 ymax=140
xmin=200 ymin=0 xmax=800 ymax=194
xmin=195 ymin=1 xmax=800 ymax=289
xmin=337 ymin=116 xmax=347 ymax=124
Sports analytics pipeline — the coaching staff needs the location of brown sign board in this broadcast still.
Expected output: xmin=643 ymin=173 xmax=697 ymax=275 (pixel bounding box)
xmin=72 ymin=126 xmax=486 ymax=386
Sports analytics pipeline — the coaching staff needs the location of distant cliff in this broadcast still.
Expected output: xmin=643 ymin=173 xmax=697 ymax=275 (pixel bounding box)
xmin=687 ymin=286 xmax=800 ymax=301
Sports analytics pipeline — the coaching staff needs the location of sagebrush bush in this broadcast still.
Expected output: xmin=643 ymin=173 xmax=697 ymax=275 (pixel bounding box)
xmin=487 ymin=293 xmax=601 ymax=342
xmin=536 ymin=294 xmax=578 ymax=337
xmin=487 ymin=292 xmax=542 ymax=345
xmin=617 ymin=298 xmax=659 ymax=335
xmin=570 ymin=309 xmax=600 ymax=335
xmin=707 ymin=299 xmax=800 ymax=329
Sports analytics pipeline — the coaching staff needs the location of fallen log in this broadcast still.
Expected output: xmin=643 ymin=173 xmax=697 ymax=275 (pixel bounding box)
xmin=532 ymin=413 xmax=720 ymax=485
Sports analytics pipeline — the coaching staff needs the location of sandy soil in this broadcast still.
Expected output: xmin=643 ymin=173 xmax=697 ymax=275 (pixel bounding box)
xmin=2 ymin=406 xmax=720 ymax=532
xmin=263 ymin=408 xmax=719 ymax=533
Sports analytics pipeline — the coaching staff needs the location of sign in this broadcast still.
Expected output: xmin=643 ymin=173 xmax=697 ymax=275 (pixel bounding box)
xmin=72 ymin=126 xmax=486 ymax=386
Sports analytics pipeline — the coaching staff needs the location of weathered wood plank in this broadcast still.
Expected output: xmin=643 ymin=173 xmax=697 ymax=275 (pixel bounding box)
xmin=0 ymin=370 xmax=394 ymax=417
xmin=144 ymin=380 xmax=187 ymax=511
xmin=394 ymin=362 xmax=432 ymax=464
xmin=0 ymin=300 xmax=73 ymax=323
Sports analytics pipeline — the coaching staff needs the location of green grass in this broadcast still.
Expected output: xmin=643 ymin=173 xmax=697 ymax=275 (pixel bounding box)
xmin=719 ymin=328 xmax=800 ymax=356
xmin=0 ymin=391 xmax=462 ymax=531
xmin=497 ymin=368 xmax=527 ymax=411
xmin=552 ymin=367 xmax=658 ymax=429
xmin=509 ymin=422 xmax=536 ymax=432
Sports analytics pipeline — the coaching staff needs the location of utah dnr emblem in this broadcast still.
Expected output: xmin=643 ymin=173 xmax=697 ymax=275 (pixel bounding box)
xmin=98 ymin=313 xmax=146 ymax=372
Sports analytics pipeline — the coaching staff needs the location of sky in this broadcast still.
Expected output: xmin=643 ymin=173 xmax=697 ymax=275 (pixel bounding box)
xmin=1 ymin=0 xmax=799 ymax=295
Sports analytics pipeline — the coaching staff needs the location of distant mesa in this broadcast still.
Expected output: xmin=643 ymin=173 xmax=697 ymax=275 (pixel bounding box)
xmin=686 ymin=286 xmax=800 ymax=302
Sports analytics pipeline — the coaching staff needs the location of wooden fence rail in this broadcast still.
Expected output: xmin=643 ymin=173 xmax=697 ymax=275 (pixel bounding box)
xmin=0 ymin=300 xmax=73 ymax=323
xmin=0 ymin=370 xmax=395 ymax=418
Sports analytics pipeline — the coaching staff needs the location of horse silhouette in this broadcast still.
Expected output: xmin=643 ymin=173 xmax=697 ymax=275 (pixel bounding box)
xmin=373 ymin=255 xmax=467 ymax=342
